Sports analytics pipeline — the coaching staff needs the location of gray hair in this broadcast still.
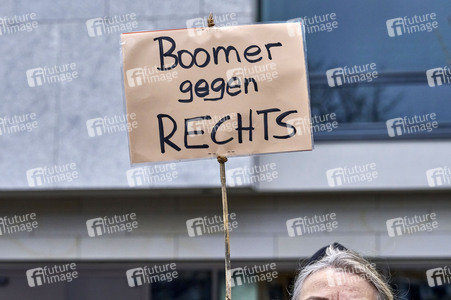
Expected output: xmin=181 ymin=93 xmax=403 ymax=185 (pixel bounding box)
xmin=292 ymin=245 xmax=393 ymax=300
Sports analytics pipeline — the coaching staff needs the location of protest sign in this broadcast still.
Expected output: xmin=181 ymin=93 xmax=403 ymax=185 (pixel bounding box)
xmin=121 ymin=23 xmax=312 ymax=163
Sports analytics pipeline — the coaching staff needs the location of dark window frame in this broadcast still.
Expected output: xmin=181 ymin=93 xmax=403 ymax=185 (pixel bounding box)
xmin=257 ymin=1 xmax=451 ymax=141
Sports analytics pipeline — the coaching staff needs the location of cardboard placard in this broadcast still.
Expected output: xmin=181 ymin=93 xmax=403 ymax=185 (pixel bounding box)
xmin=121 ymin=23 xmax=312 ymax=163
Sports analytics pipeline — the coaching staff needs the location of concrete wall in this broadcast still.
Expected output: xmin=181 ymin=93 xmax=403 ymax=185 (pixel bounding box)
xmin=0 ymin=0 xmax=257 ymax=190
xmin=256 ymin=140 xmax=451 ymax=191
xmin=0 ymin=190 xmax=449 ymax=261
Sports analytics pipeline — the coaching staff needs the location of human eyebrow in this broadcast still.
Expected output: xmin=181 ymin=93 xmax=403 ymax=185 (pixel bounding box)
xmin=305 ymin=297 xmax=329 ymax=300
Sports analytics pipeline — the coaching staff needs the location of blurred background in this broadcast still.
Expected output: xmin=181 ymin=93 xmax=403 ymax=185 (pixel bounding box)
xmin=0 ymin=0 xmax=451 ymax=299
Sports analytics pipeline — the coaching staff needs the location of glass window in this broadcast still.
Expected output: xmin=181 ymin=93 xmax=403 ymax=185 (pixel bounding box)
xmin=151 ymin=270 xmax=211 ymax=300
xmin=260 ymin=0 xmax=451 ymax=140
xmin=391 ymin=269 xmax=451 ymax=300
xmin=218 ymin=269 xmax=293 ymax=300
xmin=1 ymin=262 xmax=449 ymax=299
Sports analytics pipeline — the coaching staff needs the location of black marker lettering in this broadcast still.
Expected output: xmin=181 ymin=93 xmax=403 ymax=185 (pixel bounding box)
xmin=227 ymin=77 xmax=242 ymax=97
xmin=265 ymin=42 xmax=282 ymax=60
xmin=154 ymin=36 xmax=178 ymax=70
xmin=204 ymin=78 xmax=225 ymax=101
xmin=257 ymin=108 xmax=280 ymax=140
xmin=213 ymin=46 xmax=241 ymax=64
xmin=157 ymin=114 xmax=181 ymax=153
xmin=236 ymin=110 xmax=254 ymax=143
xmin=184 ymin=116 xmax=211 ymax=149
xmin=274 ymin=110 xmax=298 ymax=139
xmin=244 ymin=45 xmax=262 ymax=63
xmin=211 ymin=116 xmax=233 ymax=145
xmin=244 ymin=78 xmax=258 ymax=94
xmin=178 ymin=80 xmax=193 ymax=103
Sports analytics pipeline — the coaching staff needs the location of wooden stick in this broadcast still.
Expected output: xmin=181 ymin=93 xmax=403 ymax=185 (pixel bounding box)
xmin=217 ymin=155 xmax=231 ymax=300
xmin=208 ymin=13 xmax=231 ymax=300
xmin=208 ymin=12 xmax=215 ymax=28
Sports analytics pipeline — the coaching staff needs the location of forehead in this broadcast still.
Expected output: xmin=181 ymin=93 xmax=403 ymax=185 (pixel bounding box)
xmin=299 ymin=268 xmax=378 ymax=300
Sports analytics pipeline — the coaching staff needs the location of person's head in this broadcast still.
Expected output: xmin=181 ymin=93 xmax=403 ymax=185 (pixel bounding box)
xmin=292 ymin=243 xmax=393 ymax=300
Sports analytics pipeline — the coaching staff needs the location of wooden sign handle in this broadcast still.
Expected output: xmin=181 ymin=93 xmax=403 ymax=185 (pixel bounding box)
xmin=217 ymin=155 xmax=232 ymax=300
xmin=209 ymin=13 xmax=231 ymax=300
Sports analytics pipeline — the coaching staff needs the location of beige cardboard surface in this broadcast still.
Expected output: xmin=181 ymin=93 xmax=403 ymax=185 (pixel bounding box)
xmin=121 ymin=23 xmax=312 ymax=163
